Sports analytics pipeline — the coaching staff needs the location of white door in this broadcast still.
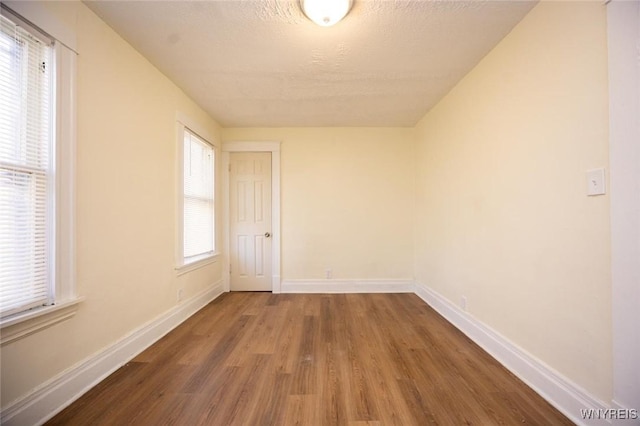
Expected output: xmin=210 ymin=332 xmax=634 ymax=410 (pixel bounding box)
xmin=229 ymin=152 xmax=272 ymax=291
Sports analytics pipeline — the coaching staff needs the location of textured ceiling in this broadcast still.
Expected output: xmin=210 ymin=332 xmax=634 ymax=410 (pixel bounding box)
xmin=84 ymin=0 xmax=537 ymax=127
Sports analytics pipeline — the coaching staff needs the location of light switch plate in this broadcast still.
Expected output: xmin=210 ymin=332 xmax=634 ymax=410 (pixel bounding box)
xmin=586 ymin=168 xmax=606 ymax=196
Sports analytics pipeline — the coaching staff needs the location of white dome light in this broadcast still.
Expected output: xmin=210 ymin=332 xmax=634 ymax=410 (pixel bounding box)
xmin=300 ymin=0 xmax=354 ymax=27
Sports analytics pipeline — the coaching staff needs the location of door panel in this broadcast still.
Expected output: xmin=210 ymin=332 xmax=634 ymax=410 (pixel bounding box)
xmin=230 ymin=152 xmax=272 ymax=291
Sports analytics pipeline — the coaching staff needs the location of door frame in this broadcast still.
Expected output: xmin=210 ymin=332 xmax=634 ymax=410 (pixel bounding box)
xmin=222 ymin=141 xmax=281 ymax=293
xmin=607 ymin=0 xmax=639 ymax=412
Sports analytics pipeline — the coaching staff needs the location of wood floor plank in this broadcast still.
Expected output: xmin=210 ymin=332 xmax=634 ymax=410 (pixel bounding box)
xmin=272 ymin=298 xmax=307 ymax=374
xmin=181 ymin=314 xmax=254 ymax=394
xmin=47 ymin=293 xmax=573 ymax=426
xmin=283 ymin=394 xmax=318 ymax=426
xmin=206 ymin=353 xmax=273 ymax=425
xmin=244 ymin=370 xmax=292 ymax=425
xmin=291 ymin=315 xmax=318 ymax=395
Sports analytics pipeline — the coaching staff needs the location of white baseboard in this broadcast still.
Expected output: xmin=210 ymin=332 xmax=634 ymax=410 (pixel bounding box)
xmin=281 ymin=278 xmax=414 ymax=294
xmin=414 ymin=282 xmax=611 ymax=426
xmin=2 ymin=280 xmax=225 ymax=426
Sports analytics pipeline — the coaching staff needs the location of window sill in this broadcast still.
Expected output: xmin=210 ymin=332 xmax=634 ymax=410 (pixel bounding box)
xmin=175 ymin=253 xmax=219 ymax=276
xmin=0 ymin=297 xmax=84 ymax=346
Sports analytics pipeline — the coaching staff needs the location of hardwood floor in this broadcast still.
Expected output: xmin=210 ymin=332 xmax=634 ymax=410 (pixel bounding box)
xmin=48 ymin=293 xmax=573 ymax=425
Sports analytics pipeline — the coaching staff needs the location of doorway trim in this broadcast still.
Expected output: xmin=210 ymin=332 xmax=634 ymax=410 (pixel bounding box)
xmin=607 ymin=0 xmax=640 ymax=413
xmin=222 ymin=141 xmax=281 ymax=293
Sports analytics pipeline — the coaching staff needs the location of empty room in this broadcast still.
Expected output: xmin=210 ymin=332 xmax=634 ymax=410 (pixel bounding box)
xmin=0 ymin=0 xmax=638 ymax=425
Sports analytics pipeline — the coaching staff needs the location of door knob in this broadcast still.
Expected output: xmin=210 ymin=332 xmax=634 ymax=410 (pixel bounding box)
xmin=265 ymin=232 xmax=271 ymax=238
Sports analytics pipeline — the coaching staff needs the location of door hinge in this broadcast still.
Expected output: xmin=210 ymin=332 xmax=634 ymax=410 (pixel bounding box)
xmin=228 ymin=163 xmax=231 ymax=172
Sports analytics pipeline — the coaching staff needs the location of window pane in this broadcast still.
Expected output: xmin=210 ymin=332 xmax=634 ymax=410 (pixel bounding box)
xmin=0 ymin=168 xmax=48 ymax=313
xmin=183 ymin=130 xmax=214 ymax=260
xmin=184 ymin=197 xmax=214 ymax=258
xmin=0 ymin=12 xmax=53 ymax=317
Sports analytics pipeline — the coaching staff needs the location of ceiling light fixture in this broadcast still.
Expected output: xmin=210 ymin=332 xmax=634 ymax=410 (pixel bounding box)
xmin=300 ymin=0 xmax=354 ymax=27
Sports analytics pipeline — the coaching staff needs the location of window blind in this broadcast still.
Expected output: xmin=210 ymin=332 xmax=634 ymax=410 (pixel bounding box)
xmin=0 ymin=12 xmax=53 ymax=317
xmin=183 ymin=129 xmax=214 ymax=260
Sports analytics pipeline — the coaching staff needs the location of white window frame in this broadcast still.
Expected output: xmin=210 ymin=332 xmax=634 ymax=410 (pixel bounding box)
xmin=175 ymin=114 xmax=219 ymax=275
xmin=0 ymin=5 xmax=79 ymax=345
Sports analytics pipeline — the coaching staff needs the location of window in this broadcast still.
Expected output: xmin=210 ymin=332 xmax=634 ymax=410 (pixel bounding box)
xmin=0 ymin=11 xmax=54 ymax=318
xmin=181 ymin=127 xmax=215 ymax=266
xmin=0 ymin=6 xmax=77 ymax=327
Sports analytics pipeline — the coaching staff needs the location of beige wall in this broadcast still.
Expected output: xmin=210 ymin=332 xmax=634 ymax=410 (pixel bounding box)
xmin=413 ymin=1 xmax=611 ymax=401
xmin=1 ymin=2 xmax=222 ymax=407
xmin=222 ymin=127 xmax=415 ymax=281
